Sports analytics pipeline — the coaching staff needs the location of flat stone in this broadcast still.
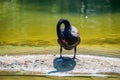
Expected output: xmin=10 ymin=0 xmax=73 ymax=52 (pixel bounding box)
xmin=0 ymin=55 xmax=120 ymax=75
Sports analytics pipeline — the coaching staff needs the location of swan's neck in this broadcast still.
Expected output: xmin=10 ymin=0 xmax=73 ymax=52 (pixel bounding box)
xmin=57 ymin=19 xmax=71 ymax=40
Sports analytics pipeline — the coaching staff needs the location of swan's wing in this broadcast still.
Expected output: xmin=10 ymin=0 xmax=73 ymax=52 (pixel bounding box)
xmin=71 ymin=26 xmax=79 ymax=37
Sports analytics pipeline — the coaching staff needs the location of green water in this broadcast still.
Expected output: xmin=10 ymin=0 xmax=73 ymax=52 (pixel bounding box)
xmin=0 ymin=76 xmax=119 ymax=80
xmin=0 ymin=11 xmax=120 ymax=46
xmin=0 ymin=0 xmax=120 ymax=79
xmin=0 ymin=0 xmax=120 ymax=46
xmin=0 ymin=71 xmax=119 ymax=80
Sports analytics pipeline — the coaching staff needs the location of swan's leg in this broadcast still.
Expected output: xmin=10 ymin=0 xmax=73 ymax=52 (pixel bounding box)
xmin=60 ymin=46 xmax=62 ymax=58
xmin=73 ymin=47 xmax=76 ymax=59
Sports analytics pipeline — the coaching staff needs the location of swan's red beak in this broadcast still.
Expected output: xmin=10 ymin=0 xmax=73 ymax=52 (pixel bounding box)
xmin=62 ymin=39 xmax=67 ymax=44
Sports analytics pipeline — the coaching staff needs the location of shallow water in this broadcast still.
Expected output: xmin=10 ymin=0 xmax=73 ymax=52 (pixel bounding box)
xmin=0 ymin=71 xmax=120 ymax=80
xmin=0 ymin=74 xmax=120 ymax=80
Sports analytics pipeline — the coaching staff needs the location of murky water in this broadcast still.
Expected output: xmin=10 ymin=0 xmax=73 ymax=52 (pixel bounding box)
xmin=0 ymin=0 xmax=120 ymax=79
xmin=0 ymin=71 xmax=120 ymax=80
xmin=0 ymin=75 xmax=120 ymax=80
xmin=0 ymin=0 xmax=120 ymax=46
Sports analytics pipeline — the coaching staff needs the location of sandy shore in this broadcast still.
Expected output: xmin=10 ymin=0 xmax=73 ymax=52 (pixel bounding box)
xmin=0 ymin=54 xmax=120 ymax=76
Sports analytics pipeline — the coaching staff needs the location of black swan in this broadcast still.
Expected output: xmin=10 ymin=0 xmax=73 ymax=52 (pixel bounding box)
xmin=56 ymin=18 xmax=80 ymax=59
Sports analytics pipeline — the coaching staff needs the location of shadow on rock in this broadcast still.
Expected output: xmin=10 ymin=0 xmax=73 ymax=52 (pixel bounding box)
xmin=48 ymin=56 xmax=76 ymax=74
